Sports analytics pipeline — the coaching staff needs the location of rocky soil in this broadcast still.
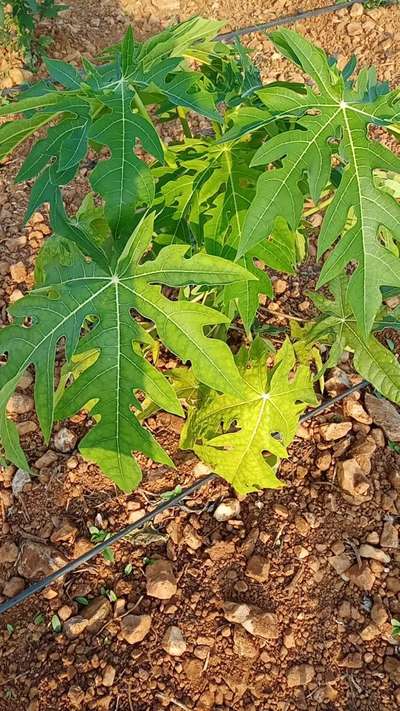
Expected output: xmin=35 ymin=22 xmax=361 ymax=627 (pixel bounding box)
xmin=1 ymin=1 xmax=400 ymax=710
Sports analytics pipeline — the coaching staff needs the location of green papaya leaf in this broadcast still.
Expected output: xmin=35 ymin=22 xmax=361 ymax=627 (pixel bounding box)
xmin=306 ymin=278 xmax=400 ymax=404
xmin=181 ymin=338 xmax=317 ymax=494
xmin=0 ymin=214 xmax=254 ymax=490
xmin=240 ymin=29 xmax=400 ymax=336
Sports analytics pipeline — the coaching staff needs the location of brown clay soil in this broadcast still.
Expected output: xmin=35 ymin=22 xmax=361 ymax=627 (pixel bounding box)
xmin=1 ymin=1 xmax=400 ymax=710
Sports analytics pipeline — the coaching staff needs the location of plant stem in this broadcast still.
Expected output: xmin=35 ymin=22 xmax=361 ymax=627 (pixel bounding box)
xmin=177 ymin=107 xmax=192 ymax=138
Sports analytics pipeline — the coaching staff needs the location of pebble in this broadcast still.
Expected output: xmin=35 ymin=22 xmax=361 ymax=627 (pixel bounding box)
xmin=82 ymin=596 xmax=112 ymax=633
xmin=17 ymin=541 xmax=67 ymax=580
xmin=58 ymin=605 xmax=73 ymax=621
xmin=233 ymin=626 xmax=259 ymax=659
xmin=273 ymin=278 xmax=288 ymax=295
xmin=286 ymin=664 xmax=315 ymax=688
xmin=0 ymin=540 xmax=18 ymax=563
xmin=213 ymin=498 xmax=241 ymax=522
xmin=347 ymin=21 xmax=363 ymax=35
xmin=120 ymin=614 xmax=151 ymax=644
xmin=365 ymin=394 xmax=400 ymax=441
xmin=146 ymin=559 xmax=177 ymax=599
xmin=346 ymin=562 xmax=375 ymax=591
xmin=384 ymin=656 xmax=400 ymax=685
xmin=336 ymin=459 xmax=369 ymax=496
xmin=102 ymin=664 xmax=116 ymax=687
xmin=68 ymin=686 xmax=85 ymax=707
xmin=34 ymin=450 xmax=58 ymax=469
xmin=328 ymin=553 xmax=352 ymax=575
xmin=162 ymin=625 xmax=187 ymax=656
xmin=50 ymin=519 xmax=79 ymax=543
xmin=54 ymin=427 xmax=77 ymax=453
xmin=338 ymin=652 xmax=362 ymax=669
xmin=11 ymin=468 xmax=31 ymax=496
xmin=350 ymin=2 xmax=364 ymax=16
xmin=64 ymin=616 xmax=89 ymax=639
xmin=343 ymin=399 xmax=371 ymax=424
xmin=371 ymin=601 xmax=388 ymax=627
xmin=359 ymin=544 xmax=390 ymax=564
xmin=245 ymin=555 xmax=270 ymax=582
xmin=320 ymin=421 xmax=352 ymax=441
xmin=128 ymin=509 xmax=146 ymax=524
xmin=223 ymin=601 xmax=279 ymax=639
xmin=316 ymin=453 xmax=331 ymax=471
xmin=6 ymin=393 xmax=34 ymax=415
xmin=3 ymin=576 xmax=25 ymax=597
xmin=10 ymin=261 xmax=27 ymax=283
xmin=380 ymin=521 xmax=398 ymax=549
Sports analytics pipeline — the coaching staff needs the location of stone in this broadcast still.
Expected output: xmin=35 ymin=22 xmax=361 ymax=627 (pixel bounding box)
xmin=162 ymin=625 xmax=187 ymax=656
xmin=359 ymin=544 xmax=390 ymax=564
xmin=183 ymin=658 xmax=203 ymax=684
xmin=325 ymin=368 xmax=351 ymax=395
xmin=316 ymin=453 xmax=331 ymax=471
xmin=120 ymin=614 xmax=151 ymax=644
xmin=34 ymin=450 xmax=58 ymax=469
xmin=17 ymin=372 xmax=33 ymax=390
xmin=350 ymin=2 xmax=364 ymax=16
xmin=347 ymin=21 xmax=363 ymax=36
xmin=68 ymin=686 xmax=85 ymax=707
xmin=365 ymin=393 xmax=400 ymax=441
xmin=54 ymin=427 xmax=77 ymax=453
xmin=346 ymin=562 xmax=375 ymax=591
xmin=17 ymin=541 xmax=67 ymax=580
xmin=6 ymin=393 xmax=34 ymax=414
xmin=350 ymin=436 xmax=377 ymax=474
xmin=146 ymin=559 xmax=177 ymax=599
xmin=10 ymin=261 xmax=27 ymax=283
xmin=0 ymin=540 xmax=18 ymax=563
xmin=273 ymin=279 xmax=288 ymax=295
xmin=233 ymin=626 xmax=259 ymax=659
xmin=384 ymin=656 xmax=400 ymax=685
xmin=295 ymin=516 xmax=310 ymax=535
xmin=58 ymin=605 xmax=73 ymax=621
xmin=286 ymin=664 xmax=315 ymax=688
xmin=328 ymin=553 xmax=352 ymax=575
xmin=380 ymin=521 xmax=398 ymax=549
xmin=245 ymin=555 xmax=270 ymax=582
xmin=371 ymin=601 xmax=388 ymax=627
xmin=11 ymin=468 xmax=31 ymax=495
xmin=360 ymin=624 xmax=379 ymax=641
xmin=320 ymin=421 xmax=352 ymax=441
xmin=242 ymin=609 xmax=279 ymax=640
xmin=64 ymin=616 xmax=89 ymax=639
xmin=213 ymin=498 xmax=241 ymax=521
xmin=128 ymin=509 xmax=146 ymax=524
xmin=50 ymin=519 xmax=79 ymax=544
xmin=102 ymin=664 xmax=116 ymax=687
xmin=82 ymin=596 xmax=112 ymax=632
xmin=338 ymin=652 xmax=362 ymax=669
xmin=3 ymin=576 xmax=25 ymax=597
xmin=336 ymin=459 xmax=369 ymax=496
xmin=343 ymin=399 xmax=371 ymax=424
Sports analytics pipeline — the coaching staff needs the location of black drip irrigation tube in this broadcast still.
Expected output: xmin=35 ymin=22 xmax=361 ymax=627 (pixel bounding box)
xmin=216 ymin=0 xmax=396 ymax=41
xmin=0 ymin=379 xmax=368 ymax=615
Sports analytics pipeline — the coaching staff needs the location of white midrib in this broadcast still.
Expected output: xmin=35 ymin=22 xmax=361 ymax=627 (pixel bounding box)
xmin=114 ymin=80 xmax=126 ymax=236
xmin=114 ymin=281 xmax=123 ymax=477
xmin=341 ymin=105 xmax=367 ymax=332
xmin=231 ymin=396 xmax=267 ymax=489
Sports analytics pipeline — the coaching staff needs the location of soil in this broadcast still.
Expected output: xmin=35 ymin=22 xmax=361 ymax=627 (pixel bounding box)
xmin=1 ymin=1 xmax=400 ymax=710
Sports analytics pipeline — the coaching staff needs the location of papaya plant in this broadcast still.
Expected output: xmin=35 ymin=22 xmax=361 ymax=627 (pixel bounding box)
xmin=0 ymin=17 xmax=400 ymax=494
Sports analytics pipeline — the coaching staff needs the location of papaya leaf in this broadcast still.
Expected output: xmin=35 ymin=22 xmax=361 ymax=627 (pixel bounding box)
xmin=240 ymin=29 xmax=400 ymax=336
xmin=0 ymin=214 xmax=254 ymax=491
xmin=181 ymin=338 xmax=317 ymax=494
xmin=305 ymin=278 xmax=400 ymax=404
